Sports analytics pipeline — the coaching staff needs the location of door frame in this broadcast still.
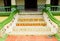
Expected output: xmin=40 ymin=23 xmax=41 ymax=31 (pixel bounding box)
xmin=4 ymin=0 xmax=11 ymax=11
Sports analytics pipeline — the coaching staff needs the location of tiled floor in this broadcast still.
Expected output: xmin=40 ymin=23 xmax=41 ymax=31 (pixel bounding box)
xmin=5 ymin=35 xmax=57 ymax=41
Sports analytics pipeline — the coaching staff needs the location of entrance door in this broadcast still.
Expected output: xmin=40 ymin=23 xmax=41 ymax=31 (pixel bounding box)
xmin=51 ymin=0 xmax=58 ymax=6
xmin=4 ymin=0 xmax=11 ymax=6
xmin=25 ymin=0 xmax=37 ymax=11
xmin=4 ymin=0 xmax=11 ymax=11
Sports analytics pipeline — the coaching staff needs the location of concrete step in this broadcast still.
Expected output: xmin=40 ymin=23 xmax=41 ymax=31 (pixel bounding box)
xmin=19 ymin=11 xmax=42 ymax=14
xmin=16 ymin=15 xmax=46 ymax=26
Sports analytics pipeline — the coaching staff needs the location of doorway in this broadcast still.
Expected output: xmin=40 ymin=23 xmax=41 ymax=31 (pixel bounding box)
xmin=51 ymin=0 xmax=58 ymax=6
xmin=25 ymin=0 xmax=37 ymax=11
xmin=4 ymin=0 xmax=11 ymax=11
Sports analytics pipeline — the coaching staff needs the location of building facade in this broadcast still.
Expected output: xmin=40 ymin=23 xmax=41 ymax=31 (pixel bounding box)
xmin=0 ymin=0 xmax=60 ymax=10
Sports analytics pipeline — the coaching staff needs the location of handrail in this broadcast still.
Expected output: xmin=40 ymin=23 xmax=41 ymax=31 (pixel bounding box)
xmin=50 ymin=6 xmax=60 ymax=12
xmin=0 ymin=6 xmax=11 ymax=16
xmin=0 ymin=6 xmax=11 ymax=12
xmin=0 ymin=7 xmax=18 ymax=41
xmin=0 ymin=8 xmax=18 ymax=29
xmin=45 ymin=7 xmax=60 ymax=27
xmin=45 ymin=7 xmax=60 ymax=41
xmin=17 ymin=5 xmax=24 ymax=10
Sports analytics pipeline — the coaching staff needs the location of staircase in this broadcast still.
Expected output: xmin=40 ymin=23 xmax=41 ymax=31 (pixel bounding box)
xmin=16 ymin=15 xmax=46 ymax=26
xmin=4 ymin=11 xmax=58 ymax=41
xmin=6 ymin=11 xmax=54 ymax=35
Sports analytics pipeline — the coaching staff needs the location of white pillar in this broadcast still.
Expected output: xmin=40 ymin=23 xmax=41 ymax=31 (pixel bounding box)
xmin=46 ymin=0 xmax=50 ymax=4
xmin=11 ymin=0 xmax=16 ymax=5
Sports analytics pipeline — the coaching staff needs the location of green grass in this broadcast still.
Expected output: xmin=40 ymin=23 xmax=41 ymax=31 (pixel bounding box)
xmin=0 ymin=34 xmax=8 ymax=41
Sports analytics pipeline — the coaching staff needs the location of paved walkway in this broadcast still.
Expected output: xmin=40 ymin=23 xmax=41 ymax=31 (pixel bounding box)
xmin=5 ymin=35 xmax=57 ymax=41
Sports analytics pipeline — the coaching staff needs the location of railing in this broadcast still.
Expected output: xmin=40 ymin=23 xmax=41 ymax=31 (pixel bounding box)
xmin=0 ymin=7 xmax=17 ymax=41
xmin=0 ymin=6 xmax=11 ymax=12
xmin=47 ymin=6 xmax=60 ymax=15
xmin=45 ymin=6 xmax=60 ymax=41
xmin=45 ymin=7 xmax=60 ymax=25
xmin=16 ymin=5 xmax=24 ymax=11
xmin=38 ymin=5 xmax=45 ymax=11
xmin=49 ymin=6 xmax=60 ymax=11
xmin=0 ymin=6 xmax=11 ymax=16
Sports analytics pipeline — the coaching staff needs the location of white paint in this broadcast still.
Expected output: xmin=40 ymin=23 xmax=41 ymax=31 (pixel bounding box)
xmin=6 ymin=12 xmax=58 ymax=35
xmin=46 ymin=0 xmax=50 ymax=4
xmin=43 ymin=12 xmax=58 ymax=34
xmin=11 ymin=0 xmax=16 ymax=5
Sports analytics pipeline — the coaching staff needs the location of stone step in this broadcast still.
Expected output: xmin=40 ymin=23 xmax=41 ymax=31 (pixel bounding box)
xmin=17 ymin=18 xmax=44 ymax=22
xmin=16 ymin=15 xmax=46 ymax=26
xmin=16 ymin=22 xmax=46 ymax=26
xmin=7 ymin=26 xmax=55 ymax=35
xmin=19 ymin=11 xmax=42 ymax=14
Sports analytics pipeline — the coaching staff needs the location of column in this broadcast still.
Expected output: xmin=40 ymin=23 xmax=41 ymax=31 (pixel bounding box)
xmin=46 ymin=0 xmax=50 ymax=4
xmin=11 ymin=0 xmax=16 ymax=5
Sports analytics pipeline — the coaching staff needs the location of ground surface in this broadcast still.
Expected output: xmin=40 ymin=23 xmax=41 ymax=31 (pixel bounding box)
xmin=5 ymin=35 xmax=57 ymax=41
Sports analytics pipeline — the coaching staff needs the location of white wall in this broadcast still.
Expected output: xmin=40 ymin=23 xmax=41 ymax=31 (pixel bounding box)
xmin=46 ymin=0 xmax=50 ymax=4
xmin=11 ymin=0 xmax=16 ymax=5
